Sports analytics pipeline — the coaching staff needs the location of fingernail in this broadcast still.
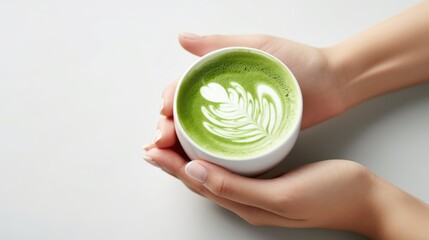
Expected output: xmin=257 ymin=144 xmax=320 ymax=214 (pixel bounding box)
xmin=159 ymin=99 xmax=165 ymax=114
xmin=153 ymin=129 xmax=162 ymax=144
xmin=143 ymin=129 xmax=162 ymax=151
xmin=143 ymin=154 xmax=161 ymax=168
xmin=179 ymin=32 xmax=200 ymax=39
xmin=185 ymin=161 xmax=207 ymax=183
xmin=143 ymin=143 xmax=156 ymax=151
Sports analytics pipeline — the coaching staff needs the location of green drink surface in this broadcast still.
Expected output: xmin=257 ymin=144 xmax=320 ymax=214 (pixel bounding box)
xmin=176 ymin=49 xmax=300 ymax=159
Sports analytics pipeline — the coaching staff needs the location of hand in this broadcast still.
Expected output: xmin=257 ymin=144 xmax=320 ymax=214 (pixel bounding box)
xmin=144 ymin=32 xmax=377 ymax=231
xmin=175 ymin=33 xmax=346 ymax=129
xmin=145 ymin=79 xmax=379 ymax=233
xmin=148 ymin=149 xmax=377 ymax=234
xmin=144 ymin=33 xmax=429 ymax=239
xmin=145 ymin=102 xmax=429 ymax=239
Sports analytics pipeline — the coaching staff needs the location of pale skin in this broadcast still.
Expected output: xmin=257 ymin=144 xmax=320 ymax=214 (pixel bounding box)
xmin=144 ymin=1 xmax=429 ymax=239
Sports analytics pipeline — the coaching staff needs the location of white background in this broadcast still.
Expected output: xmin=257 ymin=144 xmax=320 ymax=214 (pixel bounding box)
xmin=1 ymin=0 xmax=427 ymax=239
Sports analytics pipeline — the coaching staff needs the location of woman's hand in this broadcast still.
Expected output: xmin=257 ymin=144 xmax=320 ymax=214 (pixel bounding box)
xmin=144 ymin=33 xmax=429 ymax=239
xmin=147 ymin=147 xmax=379 ymax=235
xmin=145 ymin=33 xmax=369 ymax=231
xmin=144 ymin=74 xmax=379 ymax=234
xmin=142 ymin=31 xmax=376 ymax=230
xmin=146 ymin=2 xmax=429 ymax=237
xmin=176 ymin=33 xmax=346 ymax=129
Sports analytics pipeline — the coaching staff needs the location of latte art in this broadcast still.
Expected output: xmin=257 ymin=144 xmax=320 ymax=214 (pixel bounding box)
xmin=175 ymin=48 xmax=300 ymax=159
xmin=200 ymin=82 xmax=283 ymax=144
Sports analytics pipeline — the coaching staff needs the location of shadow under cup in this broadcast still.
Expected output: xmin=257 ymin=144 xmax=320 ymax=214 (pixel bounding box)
xmin=174 ymin=47 xmax=303 ymax=176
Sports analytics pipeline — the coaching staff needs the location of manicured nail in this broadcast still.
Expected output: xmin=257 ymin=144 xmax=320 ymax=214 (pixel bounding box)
xmin=143 ymin=143 xmax=156 ymax=151
xmin=142 ymin=129 xmax=162 ymax=151
xmin=153 ymin=129 xmax=162 ymax=144
xmin=185 ymin=161 xmax=207 ymax=183
xmin=143 ymin=154 xmax=161 ymax=168
xmin=159 ymin=99 xmax=165 ymax=114
xmin=179 ymin=32 xmax=200 ymax=39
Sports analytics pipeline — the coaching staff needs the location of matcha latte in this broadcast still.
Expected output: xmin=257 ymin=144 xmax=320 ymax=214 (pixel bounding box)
xmin=174 ymin=48 xmax=302 ymax=174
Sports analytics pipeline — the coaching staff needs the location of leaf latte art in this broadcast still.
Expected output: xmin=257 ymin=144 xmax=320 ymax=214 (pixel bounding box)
xmin=200 ymin=82 xmax=283 ymax=143
xmin=176 ymin=49 xmax=300 ymax=159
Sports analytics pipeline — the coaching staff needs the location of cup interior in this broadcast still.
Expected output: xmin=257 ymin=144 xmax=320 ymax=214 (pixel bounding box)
xmin=174 ymin=47 xmax=303 ymax=163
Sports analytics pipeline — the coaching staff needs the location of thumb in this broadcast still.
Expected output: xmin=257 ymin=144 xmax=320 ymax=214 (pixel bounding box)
xmin=178 ymin=32 xmax=273 ymax=57
xmin=184 ymin=160 xmax=277 ymax=209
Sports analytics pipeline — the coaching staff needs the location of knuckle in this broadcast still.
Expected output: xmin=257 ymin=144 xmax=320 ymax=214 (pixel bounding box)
xmin=210 ymin=176 xmax=232 ymax=198
xmin=176 ymin=162 xmax=188 ymax=178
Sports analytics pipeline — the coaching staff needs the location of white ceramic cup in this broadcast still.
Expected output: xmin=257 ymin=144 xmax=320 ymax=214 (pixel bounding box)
xmin=173 ymin=47 xmax=303 ymax=176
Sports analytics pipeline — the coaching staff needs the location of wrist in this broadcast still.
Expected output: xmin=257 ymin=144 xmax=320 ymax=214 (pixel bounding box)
xmin=323 ymin=0 xmax=429 ymax=111
xmin=320 ymin=44 xmax=364 ymax=115
xmin=367 ymin=176 xmax=429 ymax=240
xmin=322 ymin=44 xmax=370 ymax=112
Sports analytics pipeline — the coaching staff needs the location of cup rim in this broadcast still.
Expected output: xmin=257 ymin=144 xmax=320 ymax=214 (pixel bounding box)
xmin=173 ymin=47 xmax=303 ymax=161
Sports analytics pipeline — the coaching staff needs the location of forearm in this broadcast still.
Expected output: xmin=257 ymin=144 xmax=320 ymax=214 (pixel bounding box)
xmin=369 ymin=177 xmax=429 ymax=240
xmin=328 ymin=1 xmax=429 ymax=109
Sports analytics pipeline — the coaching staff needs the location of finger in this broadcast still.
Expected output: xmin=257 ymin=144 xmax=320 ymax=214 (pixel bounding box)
xmin=210 ymin=190 xmax=306 ymax=227
xmin=142 ymin=118 xmax=176 ymax=151
xmin=207 ymin=193 xmax=304 ymax=227
xmin=145 ymin=148 xmax=303 ymax=227
xmin=154 ymin=117 xmax=176 ymax=149
xmin=144 ymin=148 xmax=248 ymax=207
xmin=178 ymin=33 xmax=274 ymax=57
xmin=183 ymin=160 xmax=285 ymax=213
xmin=160 ymin=80 xmax=178 ymax=117
xmin=144 ymin=148 xmax=186 ymax=177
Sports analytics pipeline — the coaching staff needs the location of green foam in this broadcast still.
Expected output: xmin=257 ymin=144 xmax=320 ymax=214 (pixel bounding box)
xmin=177 ymin=49 xmax=300 ymax=159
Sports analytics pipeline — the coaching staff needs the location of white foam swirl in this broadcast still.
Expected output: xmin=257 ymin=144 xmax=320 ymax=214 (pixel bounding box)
xmin=200 ymin=82 xmax=283 ymax=143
